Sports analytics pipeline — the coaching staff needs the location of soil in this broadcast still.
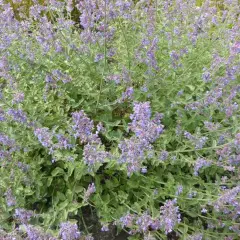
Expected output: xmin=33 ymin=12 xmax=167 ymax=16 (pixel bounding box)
xmin=80 ymin=206 xmax=130 ymax=240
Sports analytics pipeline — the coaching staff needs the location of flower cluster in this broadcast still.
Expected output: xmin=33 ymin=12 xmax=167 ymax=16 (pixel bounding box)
xmin=213 ymin=186 xmax=240 ymax=215
xmin=25 ymin=224 xmax=57 ymax=240
xmin=184 ymin=131 xmax=208 ymax=150
xmin=71 ymin=110 xmax=99 ymax=144
xmin=119 ymin=102 xmax=164 ymax=175
xmin=193 ymin=158 xmax=212 ymax=176
xmin=34 ymin=128 xmax=53 ymax=148
xmin=7 ymin=109 xmax=28 ymax=124
xmin=119 ymin=200 xmax=181 ymax=233
xmin=59 ymin=222 xmax=81 ymax=240
xmin=14 ymin=208 xmax=34 ymax=224
xmin=83 ymin=143 xmax=109 ymax=167
xmin=4 ymin=189 xmax=16 ymax=207
xmin=0 ymin=0 xmax=240 ymax=238
xmin=118 ymin=199 xmax=180 ymax=234
xmin=159 ymin=199 xmax=181 ymax=234
xmin=130 ymin=102 xmax=164 ymax=143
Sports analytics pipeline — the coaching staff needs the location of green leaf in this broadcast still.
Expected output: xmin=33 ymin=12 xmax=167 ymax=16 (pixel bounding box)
xmin=51 ymin=167 xmax=65 ymax=177
xmin=58 ymin=200 xmax=69 ymax=211
xmin=74 ymin=185 xmax=84 ymax=194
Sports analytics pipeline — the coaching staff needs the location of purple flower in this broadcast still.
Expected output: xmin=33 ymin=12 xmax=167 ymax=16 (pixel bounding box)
xmin=130 ymin=102 xmax=164 ymax=143
xmin=170 ymin=50 xmax=180 ymax=69
xmin=159 ymin=150 xmax=169 ymax=161
xmin=54 ymin=134 xmax=73 ymax=150
xmin=136 ymin=212 xmax=153 ymax=232
xmin=119 ymin=137 xmax=148 ymax=176
xmin=231 ymin=41 xmax=240 ymax=54
xmin=150 ymin=219 xmax=161 ymax=230
xmin=119 ymin=87 xmax=134 ymax=102
xmin=83 ymin=143 xmax=108 ymax=166
xmin=177 ymin=90 xmax=184 ymax=96
xmin=14 ymin=208 xmax=34 ymax=224
xmin=94 ymin=53 xmax=104 ymax=62
xmin=59 ymin=222 xmax=81 ymax=240
xmin=204 ymin=121 xmax=220 ymax=131
xmin=25 ymin=224 xmax=57 ymax=240
xmin=101 ymin=224 xmax=109 ymax=232
xmin=0 ymin=150 xmax=11 ymax=161
xmin=119 ymin=213 xmax=136 ymax=228
xmin=160 ymin=199 xmax=181 ymax=233
xmin=66 ymin=0 xmax=73 ymax=12
xmin=188 ymin=190 xmax=197 ymax=198
xmin=52 ymin=69 xmax=72 ymax=84
xmin=202 ymin=69 xmax=211 ymax=82
xmin=12 ymin=92 xmax=24 ymax=104
xmin=141 ymin=85 xmax=148 ymax=92
xmin=194 ymin=158 xmax=212 ymax=176
xmin=0 ymin=133 xmax=15 ymax=147
xmin=141 ymin=166 xmax=147 ymax=173
xmin=0 ymin=108 xmax=5 ymax=121
xmin=213 ymin=186 xmax=240 ymax=212
xmin=5 ymin=189 xmax=16 ymax=207
xmin=122 ymin=66 xmax=131 ymax=83
xmin=184 ymin=131 xmax=194 ymax=140
xmin=119 ymin=102 xmax=164 ymax=175
xmin=84 ymin=183 xmax=96 ymax=201
xmin=71 ymin=110 xmax=98 ymax=143
xmin=195 ymin=136 xmax=208 ymax=149
xmin=96 ymin=122 xmax=105 ymax=134
xmin=107 ymin=74 xmax=121 ymax=84
xmin=17 ymin=162 xmax=30 ymax=172
xmin=7 ymin=109 xmax=27 ymax=123
xmin=176 ymin=185 xmax=183 ymax=196
xmin=34 ymin=127 xmax=52 ymax=148
xmin=201 ymin=208 xmax=208 ymax=213
xmin=184 ymin=132 xmax=208 ymax=149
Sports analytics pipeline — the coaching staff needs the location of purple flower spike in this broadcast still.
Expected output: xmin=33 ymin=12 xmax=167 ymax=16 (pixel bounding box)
xmin=59 ymin=222 xmax=81 ymax=240
xmin=160 ymin=199 xmax=181 ymax=234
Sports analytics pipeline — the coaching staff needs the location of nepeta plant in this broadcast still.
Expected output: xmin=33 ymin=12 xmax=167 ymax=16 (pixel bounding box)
xmin=0 ymin=0 xmax=239 ymax=239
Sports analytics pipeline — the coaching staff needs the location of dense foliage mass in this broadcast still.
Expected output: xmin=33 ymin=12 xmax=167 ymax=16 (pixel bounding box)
xmin=0 ymin=0 xmax=240 ymax=239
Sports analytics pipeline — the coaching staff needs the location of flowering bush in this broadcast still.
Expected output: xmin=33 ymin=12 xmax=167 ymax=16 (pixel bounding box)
xmin=0 ymin=0 xmax=240 ymax=239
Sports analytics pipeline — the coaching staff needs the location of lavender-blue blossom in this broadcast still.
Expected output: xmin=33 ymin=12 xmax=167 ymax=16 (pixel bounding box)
xmin=12 ymin=92 xmax=24 ymax=104
xmin=71 ymin=110 xmax=98 ymax=143
xmin=101 ymin=225 xmax=109 ymax=232
xmin=213 ymin=186 xmax=240 ymax=212
xmin=118 ymin=136 xmax=148 ymax=176
xmin=194 ymin=158 xmax=212 ymax=176
xmin=159 ymin=150 xmax=169 ymax=161
xmin=130 ymin=102 xmax=164 ymax=143
xmin=160 ymin=199 xmax=181 ymax=234
xmin=0 ymin=133 xmax=15 ymax=147
xmin=34 ymin=127 xmax=52 ymax=148
xmin=83 ymin=143 xmax=109 ymax=166
xmin=119 ymin=87 xmax=134 ymax=102
xmin=59 ymin=222 xmax=81 ymax=240
xmin=176 ymin=185 xmax=183 ymax=196
xmin=25 ymin=224 xmax=57 ymax=240
xmin=54 ymin=134 xmax=73 ymax=150
xmin=7 ymin=109 xmax=27 ymax=123
xmin=5 ymin=189 xmax=16 ymax=207
xmin=14 ymin=208 xmax=34 ymax=224
xmin=119 ymin=213 xmax=136 ymax=228
xmin=84 ymin=183 xmax=96 ymax=201
xmin=136 ymin=212 xmax=153 ymax=232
